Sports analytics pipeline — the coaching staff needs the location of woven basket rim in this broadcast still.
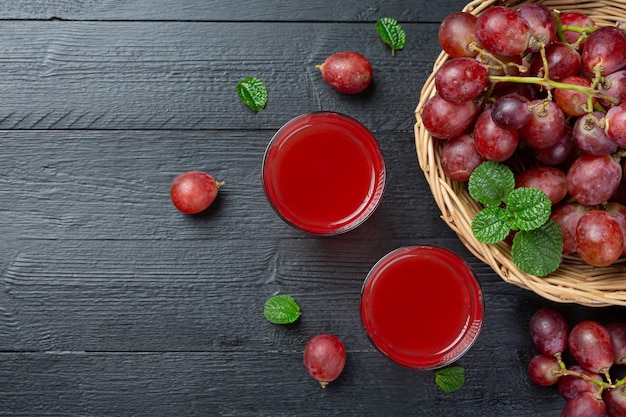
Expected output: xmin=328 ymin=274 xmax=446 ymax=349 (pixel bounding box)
xmin=414 ymin=0 xmax=626 ymax=307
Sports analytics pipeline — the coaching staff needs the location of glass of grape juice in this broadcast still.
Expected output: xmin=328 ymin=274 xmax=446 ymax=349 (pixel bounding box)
xmin=360 ymin=245 xmax=484 ymax=370
xmin=262 ymin=111 xmax=386 ymax=236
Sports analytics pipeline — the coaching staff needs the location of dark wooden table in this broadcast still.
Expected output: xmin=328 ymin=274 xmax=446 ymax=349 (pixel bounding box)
xmin=1 ymin=1 xmax=624 ymax=416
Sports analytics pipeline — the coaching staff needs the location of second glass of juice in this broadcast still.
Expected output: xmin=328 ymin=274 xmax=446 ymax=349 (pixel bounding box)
xmin=262 ymin=112 xmax=386 ymax=236
xmin=360 ymin=245 xmax=484 ymax=370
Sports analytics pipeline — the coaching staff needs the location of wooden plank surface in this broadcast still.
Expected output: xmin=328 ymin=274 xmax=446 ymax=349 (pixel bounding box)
xmin=0 ymin=130 xmax=444 ymax=240
xmin=0 ymin=0 xmax=468 ymax=21
xmin=0 ymin=21 xmax=442 ymax=131
xmin=0 ymin=1 xmax=623 ymax=416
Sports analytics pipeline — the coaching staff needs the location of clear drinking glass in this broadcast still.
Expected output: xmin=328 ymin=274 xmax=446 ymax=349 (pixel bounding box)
xmin=262 ymin=111 xmax=386 ymax=236
xmin=360 ymin=245 xmax=484 ymax=370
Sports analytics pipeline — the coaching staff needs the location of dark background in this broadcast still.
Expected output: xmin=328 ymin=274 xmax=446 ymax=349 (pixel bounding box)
xmin=0 ymin=1 xmax=623 ymax=416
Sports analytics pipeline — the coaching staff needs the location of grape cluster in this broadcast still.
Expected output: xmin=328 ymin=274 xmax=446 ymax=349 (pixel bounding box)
xmin=528 ymin=307 xmax=626 ymax=416
xmin=423 ymin=5 xmax=626 ymax=268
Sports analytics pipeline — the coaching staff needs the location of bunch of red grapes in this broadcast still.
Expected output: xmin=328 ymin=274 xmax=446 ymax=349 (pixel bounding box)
xmin=422 ymin=4 xmax=626 ymax=268
xmin=528 ymin=307 xmax=626 ymax=416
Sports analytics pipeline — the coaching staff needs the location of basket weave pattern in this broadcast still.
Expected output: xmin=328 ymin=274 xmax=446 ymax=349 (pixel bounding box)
xmin=414 ymin=0 xmax=626 ymax=306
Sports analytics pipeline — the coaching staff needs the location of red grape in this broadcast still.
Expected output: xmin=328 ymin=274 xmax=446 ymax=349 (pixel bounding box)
xmin=533 ymin=125 xmax=577 ymax=167
xmin=576 ymin=210 xmax=624 ymax=267
xmin=569 ymin=320 xmax=615 ymax=374
xmin=529 ymin=307 xmax=569 ymax=355
xmin=559 ymin=12 xmax=595 ymax=45
xmin=606 ymin=202 xmax=626 ymax=256
xmin=562 ymin=392 xmax=606 ymax=417
xmin=550 ymin=202 xmax=587 ymax=254
xmin=303 ymin=334 xmax=346 ymax=388
xmin=581 ymin=26 xmax=626 ymax=76
xmin=435 ymin=57 xmax=488 ymax=103
xmin=599 ymin=70 xmax=626 ymax=109
xmin=317 ymin=51 xmax=373 ymax=94
xmin=421 ymin=94 xmax=479 ymax=139
xmin=170 ymin=171 xmax=223 ymax=214
xmin=517 ymin=4 xmax=557 ymax=53
xmin=519 ymin=100 xmax=565 ymax=149
xmin=605 ymin=103 xmax=626 ymax=147
xmin=529 ymin=42 xmax=581 ymax=81
xmin=438 ymin=11 xmax=478 ymax=58
xmin=572 ymin=111 xmax=617 ymax=155
xmin=528 ymin=354 xmax=561 ymax=386
xmin=605 ymin=322 xmax=626 ymax=365
xmin=557 ymin=365 xmax=602 ymax=400
xmin=515 ymin=166 xmax=567 ymax=205
xmin=555 ymin=75 xmax=594 ymax=117
xmin=491 ymin=94 xmax=531 ymax=130
xmin=567 ymin=154 xmax=622 ymax=206
xmin=612 ymin=173 xmax=626 ymax=205
xmin=440 ymin=134 xmax=484 ymax=182
xmin=473 ymin=108 xmax=519 ymax=162
xmin=604 ymin=386 xmax=626 ymax=417
xmin=475 ymin=6 xmax=531 ymax=57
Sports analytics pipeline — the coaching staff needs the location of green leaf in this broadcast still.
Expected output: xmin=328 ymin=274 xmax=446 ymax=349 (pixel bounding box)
xmin=435 ymin=366 xmax=465 ymax=393
xmin=468 ymin=161 xmax=515 ymax=207
xmin=472 ymin=206 xmax=512 ymax=244
xmin=376 ymin=17 xmax=406 ymax=56
xmin=506 ymin=187 xmax=552 ymax=231
xmin=511 ymin=220 xmax=563 ymax=277
xmin=237 ymin=77 xmax=267 ymax=111
xmin=263 ymin=294 xmax=301 ymax=324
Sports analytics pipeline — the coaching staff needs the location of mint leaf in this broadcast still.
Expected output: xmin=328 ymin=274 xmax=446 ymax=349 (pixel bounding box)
xmin=376 ymin=17 xmax=406 ymax=56
xmin=263 ymin=294 xmax=301 ymax=324
xmin=472 ymin=206 xmax=511 ymax=244
xmin=511 ymin=220 xmax=563 ymax=277
xmin=468 ymin=162 xmax=564 ymax=275
xmin=468 ymin=161 xmax=515 ymax=207
xmin=506 ymin=187 xmax=552 ymax=231
xmin=237 ymin=77 xmax=267 ymax=111
xmin=435 ymin=366 xmax=465 ymax=393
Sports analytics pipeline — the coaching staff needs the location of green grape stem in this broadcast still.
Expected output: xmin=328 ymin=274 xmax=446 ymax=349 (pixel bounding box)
xmin=553 ymin=352 xmax=626 ymax=396
xmin=553 ymin=8 xmax=597 ymax=46
xmin=477 ymin=16 xmax=618 ymax=109
xmin=488 ymin=74 xmax=620 ymax=107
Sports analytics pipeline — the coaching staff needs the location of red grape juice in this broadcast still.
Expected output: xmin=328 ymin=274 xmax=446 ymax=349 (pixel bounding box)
xmin=360 ymin=245 xmax=484 ymax=370
xmin=262 ymin=112 xmax=386 ymax=235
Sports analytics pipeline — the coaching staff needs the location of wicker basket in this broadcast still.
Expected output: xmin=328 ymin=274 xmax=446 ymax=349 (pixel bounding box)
xmin=414 ymin=0 xmax=626 ymax=307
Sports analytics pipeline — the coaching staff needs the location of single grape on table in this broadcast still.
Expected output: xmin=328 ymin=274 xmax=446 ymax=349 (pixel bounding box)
xmin=529 ymin=307 xmax=569 ymax=356
xmin=170 ymin=171 xmax=224 ymax=215
xmin=303 ymin=334 xmax=346 ymax=388
xmin=316 ymin=51 xmax=373 ymax=94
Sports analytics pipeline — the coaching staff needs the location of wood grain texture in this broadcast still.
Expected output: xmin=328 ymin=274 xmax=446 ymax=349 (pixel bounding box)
xmin=0 ymin=21 xmax=444 ymax=131
xmin=0 ymin=0 xmax=469 ymax=22
xmin=0 ymin=350 xmax=566 ymax=417
xmin=1 ymin=1 xmax=622 ymax=416
xmin=0 ymin=130 xmax=445 ymax=241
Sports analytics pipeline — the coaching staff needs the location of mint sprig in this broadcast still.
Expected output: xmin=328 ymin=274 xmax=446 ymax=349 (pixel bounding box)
xmin=376 ymin=17 xmax=406 ymax=56
xmin=237 ymin=77 xmax=267 ymax=111
xmin=468 ymin=161 xmax=562 ymax=277
xmin=263 ymin=294 xmax=301 ymax=324
xmin=435 ymin=366 xmax=465 ymax=393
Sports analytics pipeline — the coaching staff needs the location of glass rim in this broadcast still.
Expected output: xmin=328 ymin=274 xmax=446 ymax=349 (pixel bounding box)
xmin=360 ymin=245 xmax=484 ymax=370
xmin=261 ymin=111 xmax=386 ymax=236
